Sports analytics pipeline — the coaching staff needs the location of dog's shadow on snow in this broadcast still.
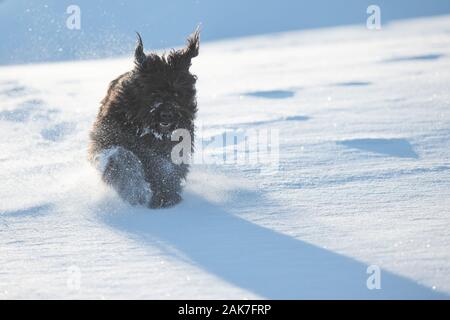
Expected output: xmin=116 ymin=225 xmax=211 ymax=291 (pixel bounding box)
xmin=102 ymin=193 xmax=446 ymax=299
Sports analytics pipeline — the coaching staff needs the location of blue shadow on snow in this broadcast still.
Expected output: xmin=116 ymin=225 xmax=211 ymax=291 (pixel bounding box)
xmin=102 ymin=193 xmax=445 ymax=299
xmin=337 ymin=138 xmax=419 ymax=159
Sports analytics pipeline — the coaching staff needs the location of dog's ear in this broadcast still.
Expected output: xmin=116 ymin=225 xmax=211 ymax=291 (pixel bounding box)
xmin=134 ymin=32 xmax=147 ymax=66
xmin=183 ymin=27 xmax=200 ymax=61
xmin=169 ymin=27 xmax=200 ymax=69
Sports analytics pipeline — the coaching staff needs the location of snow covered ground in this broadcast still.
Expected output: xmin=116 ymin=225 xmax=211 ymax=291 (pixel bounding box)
xmin=1 ymin=15 xmax=450 ymax=299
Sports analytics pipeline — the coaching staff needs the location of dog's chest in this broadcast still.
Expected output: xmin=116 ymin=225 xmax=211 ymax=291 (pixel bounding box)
xmin=131 ymin=126 xmax=173 ymax=153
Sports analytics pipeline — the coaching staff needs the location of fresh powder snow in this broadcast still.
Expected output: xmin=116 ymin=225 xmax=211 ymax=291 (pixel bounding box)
xmin=0 ymin=15 xmax=449 ymax=299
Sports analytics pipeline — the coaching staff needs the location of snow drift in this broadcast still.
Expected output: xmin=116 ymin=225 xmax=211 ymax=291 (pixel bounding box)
xmin=1 ymin=15 xmax=450 ymax=299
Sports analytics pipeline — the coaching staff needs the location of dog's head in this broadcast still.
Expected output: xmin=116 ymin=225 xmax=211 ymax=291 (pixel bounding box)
xmin=127 ymin=28 xmax=200 ymax=138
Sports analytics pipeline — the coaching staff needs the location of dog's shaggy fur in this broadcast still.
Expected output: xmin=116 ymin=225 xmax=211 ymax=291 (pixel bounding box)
xmin=88 ymin=29 xmax=199 ymax=208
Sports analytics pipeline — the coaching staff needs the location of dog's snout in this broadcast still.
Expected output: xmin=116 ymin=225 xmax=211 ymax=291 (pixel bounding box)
xmin=159 ymin=110 xmax=174 ymax=122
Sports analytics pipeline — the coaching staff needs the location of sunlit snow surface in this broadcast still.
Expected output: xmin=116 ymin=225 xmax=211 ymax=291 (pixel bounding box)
xmin=1 ymin=15 xmax=450 ymax=299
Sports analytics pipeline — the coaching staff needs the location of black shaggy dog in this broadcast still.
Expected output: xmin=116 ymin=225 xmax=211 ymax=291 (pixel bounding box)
xmin=88 ymin=29 xmax=199 ymax=208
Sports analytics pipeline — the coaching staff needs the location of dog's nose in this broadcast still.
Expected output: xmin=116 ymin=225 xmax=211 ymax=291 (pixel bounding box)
xmin=159 ymin=110 xmax=174 ymax=123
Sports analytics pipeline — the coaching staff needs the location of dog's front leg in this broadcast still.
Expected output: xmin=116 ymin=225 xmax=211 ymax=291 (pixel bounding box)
xmin=145 ymin=157 xmax=187 ymax=208
xmin=93 ymin=146 xmax=151 ymax=206
xmin=150 ymin=191 xmax=182 ymax=209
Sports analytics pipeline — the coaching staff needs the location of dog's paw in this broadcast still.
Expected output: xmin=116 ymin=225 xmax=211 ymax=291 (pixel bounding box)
xmin=149 ymin=192 xmax=182 ymax=209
